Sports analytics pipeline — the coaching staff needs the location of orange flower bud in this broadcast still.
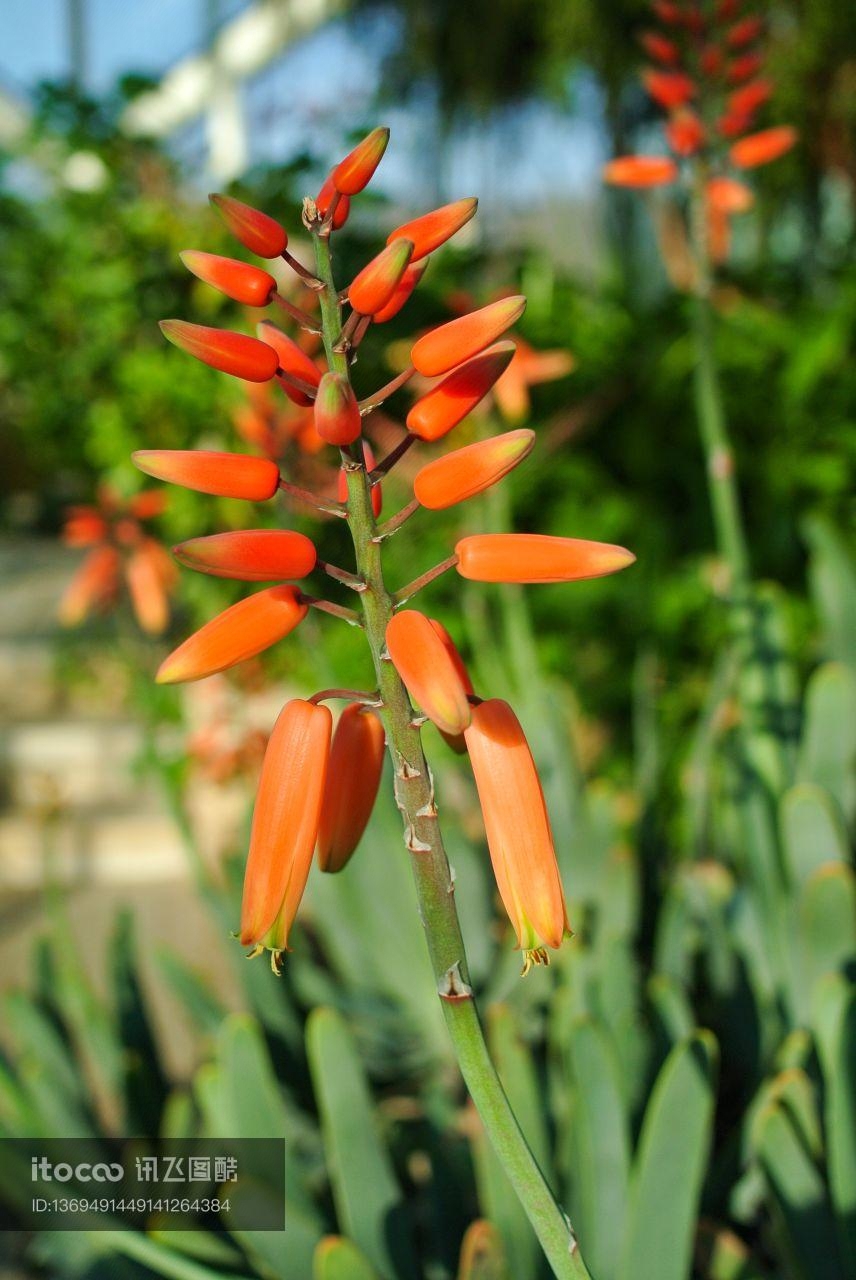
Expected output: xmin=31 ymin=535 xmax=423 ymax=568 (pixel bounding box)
xmin=652 ymin=0 xmax=683 ymax=22
xmin=707 ymin=176 xmax=754 ymax=213
xmin=372 ymin=262 xmax=427 ymax=324
xmin=332 ymin=126 xmax=390 ymax=195
xmin=455 ymin=534 xmax=636 ymax=584
xmin=209 ymin=193 xmax=288 ymax=258
xmin=716 ymin=0 xmax=741 ymax=19
xmin=727 ymin=52 xmax=763 ymax=83
xmin=386 ymin=197 xmax=478 ymax=261
xmin=411 ymin=296 xmax=526 ymax=378
xmin=666 ymin=111 xmax=706 ymax=157
xmin=240 ymin=699 xmax=332 ymax=953
xmin=257 ymin=320 xmax=322 ymax=406
xmin=700 ymin=45 xmax=724 ymax=77
xmin=386 ymin=610 xmax=472 ymax=736
xmin=407 ymin=342 xmax=516 ymax=440
xmin=414 ymin=429 xmax=534 ymax=509
xmin=59 ymin=545 xmax=120 ymax=625
xmin=159 ymin=320 xmax=278 ymax=382
xmin=157 ymin=585 xmax=307 ymax=684
xmin=133 ymin=449 xmax=280 ymax=500
xmin=348 ymin=240 xmax=414 ymax=316
xmin=730 ymin=125 xmax=797 ymax=168
xmin=727 ymin=16 xmax=763 ymax=48
xmin=642 ymin=70 xmax=696 ymax=110
xmin=639 ymin=32 xmax=680 ymax=65
xmin=429 ymin=620 xmax=474 ymax=754
xmin=314 ymin=372 xmax=362 ymax=446
xmin=317 ymin=704 xmax=386 ymax=873
xmin=126 ymin=541 xmax=170 ymax=634
xmin=728 ymin=79 xmax=773 ymax=117
xmin=316 ymin=175 xmax=350 ymax=228
xmin=464 ymin=699 xmax=570 ymax=962
xmin=63 ymin=508 xmax=108 ymax=546
xmin=603 ymin=156 xmax=679 ymax=187
xmin=173 ymin=530 xmax=316 ymax=581
xmin=717 ymin=111 xmax=752 ymax=139
xmin=128 ymin=490 xmax=167 ymax=519
xmin=180 ymin=250 xmax=276 ymax=307
xmin=337 ymin=442 xmax=382 ymax=516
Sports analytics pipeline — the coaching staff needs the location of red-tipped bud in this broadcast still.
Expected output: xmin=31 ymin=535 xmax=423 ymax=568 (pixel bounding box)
xmin=159 ymin=320 xmax=278 ymax=382
xmin=332 ymin=126 xmax=390 ymax=195
xmin=314 ymin=372 xmax=362 ymax=445
xmin=317 ymin=704 xmax=386 ymax=873
xmin=414 ymin=429 xmax=535 ymax=509
xmin=156 ymin=586 xmax=307 ymax=684
xmin=700 ymin=45 xmax=724 ymax=77
xmin=455 ymin=534 xmax=636 ymax=584
xmin=348 ymin=240 xmax=414 ymax=316
xmin=59 ymin=545 xmax=120 ymax=626
xmin=639 ymin=32 xmax=680 ymax=65
xmin=603 ymin=156 xmax=679 ymax=187
xmin=316 ymin=175 xmax=350 ymax=229
xmin=730 ymin=125 xmax=797 ymax=168
xmin=173 ymin=530 xmax=316 ymax=581
xmin=209 ymin=193 xmax=288 ymax=258
xmin=133 ymin=449 xmax=280 ymax=500
xmin=727 ymin=16 xmax=763 ymax=48
xmin=240 ymin=699 xmax=332 ymax=953
xmin=707 ymin=176 xmax=754 ymax=213
xmin=411 ymin=296 xmax=526 ymax=378
xmin=407 ymin=342 xmax=516 ymax=441
xmin=464 ymin=699 xmax=570 ymax=960
xmin=337 ymin=442 xmax=382 ymax=516
xmin=257 ymin=321 xmax=322 ymax=406
xmin=728 ymin=79 xmax=774 ymax=117
xmin=181 ymin=251 xmax=276 ymax=307
xmin=727 ymin=52 xmax=763 ymax=83
xmin=642 ymin=70 xmax=696 ymax=110
xmin=372 ymin=262 xmax=427 ymax=324
xmin=386 ymin=198 xmax=478 ymax=261
xmin=666 ymin=111 xmax=706 ymax=157
xmin=386 ymin=610 xmax=472 ymax=736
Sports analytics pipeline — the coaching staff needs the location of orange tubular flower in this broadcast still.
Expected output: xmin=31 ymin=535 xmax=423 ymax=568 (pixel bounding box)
xmin=59 ymin=544 xmax=120 ymax=626
xmin=387 ymin=197 xmax=478 ymax=261
xmin=640 ymin=31 xmax=680 ymax=65
xmin=727 ymin=16 xmax=763 ymax=48
xmin=603 ymin=156 xmax=678 ymax=187
xmin=316 ymin=175 xmax=350 ymax=228
xmin=173 ymin=530 xmax=317 ymax=581
xmin=372 ymin=262 xmax=427 ymax=324
xmin=455 ymin=534 xmax=636 ymax=584
xmin=181 ymin=251 xmax=276 ymax=307
xmin=728 ymin=79 xmax=774 ymax=117
xmin=332 ymin=126 xmax=390 ymax=195
xmin=156 ymin=586 xmax=308 ymax=684
xmin=642 ymin=70 xmax=696 ymax=110
xmin=411 ymin=296 xmax=526 ymax=378
xmin=348 ymin=239 xmax=414 ymax=316
xmin=209 ymin=193 xmax=288 ymax=258
xmin=314 ymin=372 xmax=362 ymax=445
xmin=317 ymin=704 xmax=386 ymax=873
xmin=386 ymin=611 xmax=472 ymax=736
xmin=257 ymin=320 xmax=322 ymax=406
xmin=159 ymin=320 xmax=279 ymax=382
xmin=727 ymin=52 xmax=763 ymax=83
xmin=133 ymin=449 xmax=280 ymax=500
xmin=240 ymin=699 xmax=332 ymax=958
xmin=414 ymin=429 xmax=535 ymax=510
xmin=666 ymin=111 xmax=706 ymax=157
xmin=464 ymin=699 xmax=570 ymax=968
xmin=407 ymin=342 xmax=516 ymax=441
xmin=730 ymin=125 xmax=797 ymax=168
xmin=125 ymin=540 xmax=172 ymax=635
xmin=707 ymin=176 xmax=754 ymax=213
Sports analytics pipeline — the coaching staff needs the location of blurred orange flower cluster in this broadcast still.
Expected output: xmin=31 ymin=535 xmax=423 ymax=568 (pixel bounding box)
xmin=133 ymin=128 xmax=635 ymax=973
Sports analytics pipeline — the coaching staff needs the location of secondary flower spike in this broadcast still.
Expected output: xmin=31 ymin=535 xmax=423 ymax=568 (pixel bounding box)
xmin=465 ymin=698 xmax=570 ymax=969
xmin=348 ymin=240 xmax=414 ymax=316
xmin=386 ymin=611 xmax=472 ymax=737
xmin=332 ymin=126 xmax=390 ymax=195
xmin=180 ymin=251 xmax=276 ymax=307
xmin=317 ymin=704 xmax=386 ymax=873
xmin=156 ymin=586 xmax=308 ymax=683
xmin=414 ymin=429 xmax=535 ymax=509
xmin=407 ymin=342 xmax=516 ymax=441
xmin=133 ymin=450 xmax=280 ymax=500
xmin=411 ymin=296 xmax=526 ymax=378
xmin=455 ymin=534 xmax=636 ymax=584
xmin=160 ymin=320 xmax=279 ymax=382
xmin=314 ymin=372 xmax=362 ymax=445
xmin=173 ymin=530 xmax=317 ymax=581
xmin=209 ymin=193 xmax=288 ymax=257
xmin=387 ymin=197 xmax=478 ymax=261
xmin=240 ymin=699 xmax=332 ymax=958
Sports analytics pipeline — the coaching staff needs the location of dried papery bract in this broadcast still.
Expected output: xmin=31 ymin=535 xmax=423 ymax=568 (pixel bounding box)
xmin=317 ymin=704 xmax=386 ymax=873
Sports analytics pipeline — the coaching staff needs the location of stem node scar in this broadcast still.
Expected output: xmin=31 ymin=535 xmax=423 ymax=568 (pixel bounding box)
xmin=438 ymin=961 xmax=473 ymax=1002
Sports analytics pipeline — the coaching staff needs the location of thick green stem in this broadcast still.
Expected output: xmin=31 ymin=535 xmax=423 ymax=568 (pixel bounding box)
xmin=311 ymin=227 xmax=588 ymax=1279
